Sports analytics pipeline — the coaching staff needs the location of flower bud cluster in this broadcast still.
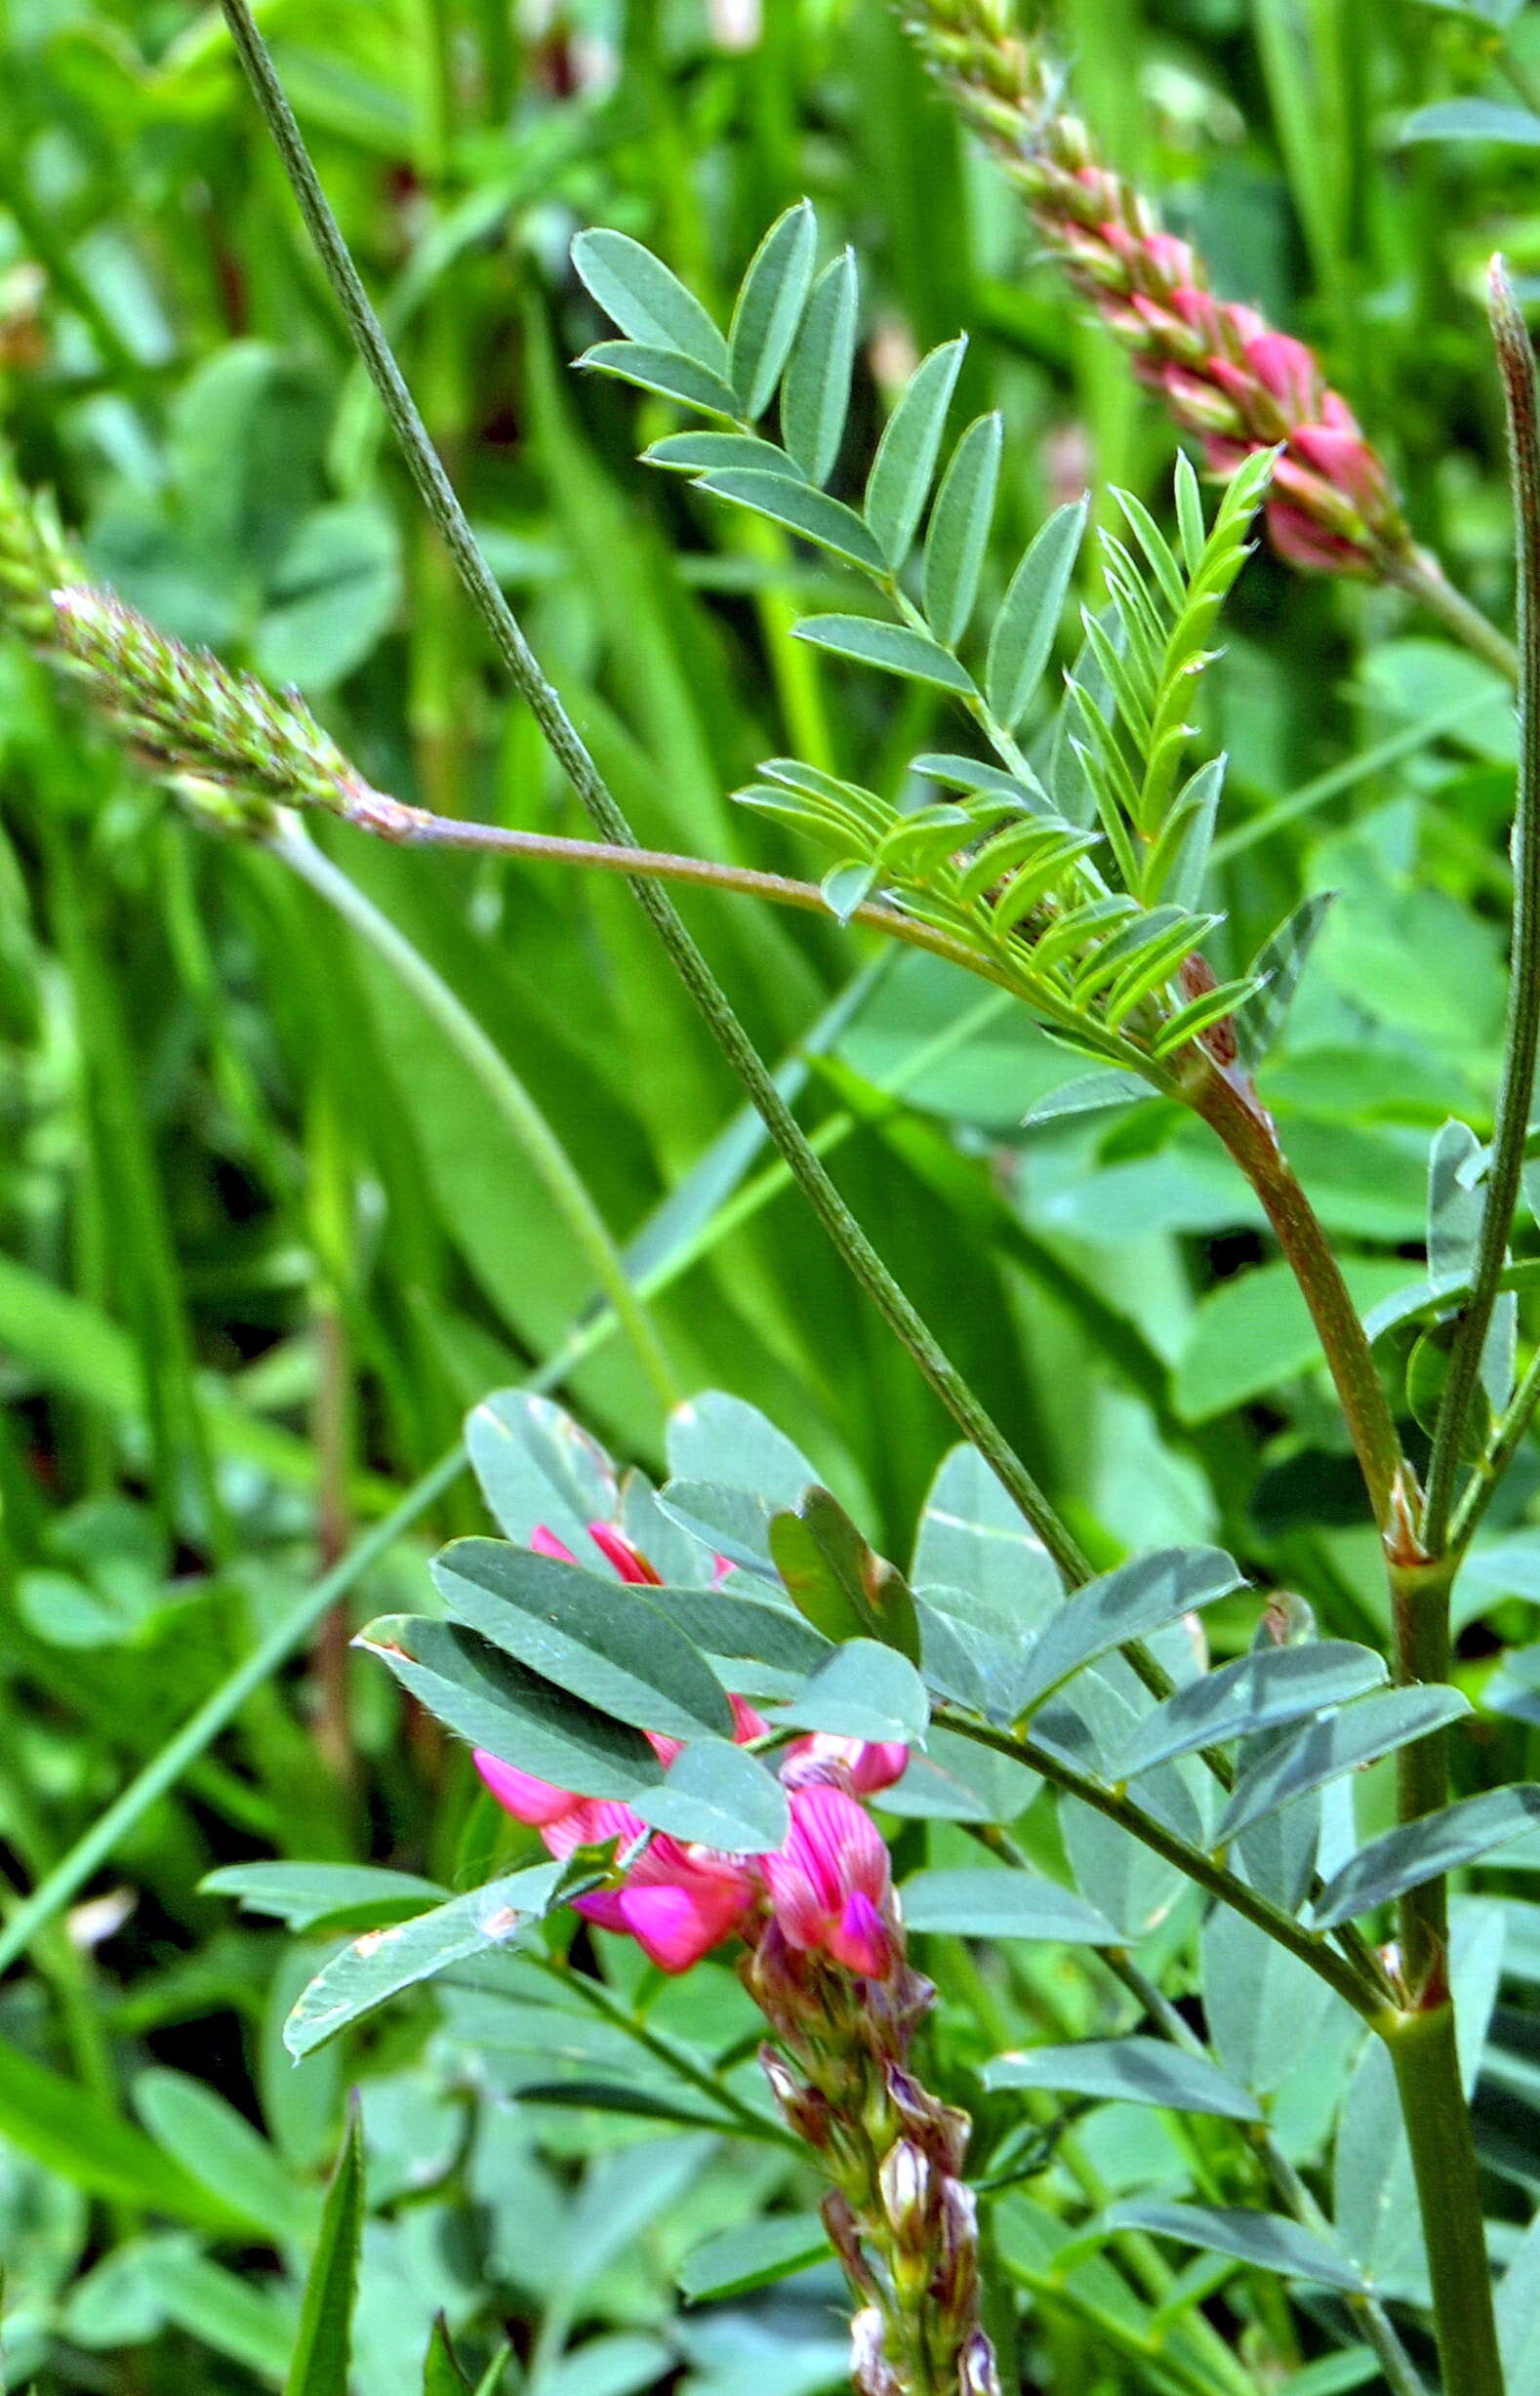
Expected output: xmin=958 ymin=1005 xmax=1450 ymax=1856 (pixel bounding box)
xmin=912 ymin=0 xmax=1414 ymax=581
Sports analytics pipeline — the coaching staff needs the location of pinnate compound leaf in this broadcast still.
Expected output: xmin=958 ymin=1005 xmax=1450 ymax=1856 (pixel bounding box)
xmin=1105 ymin=2204 xmax=1369 ymax=2293
xmin=678 ymin=2215 xmax=831 ymax=2302
xmin=430 ymin=1541 xmax=733 ymax=1740
xmin=792 ymin=614 xmax=976 ymax=693
xmin=900 ymin=1866 xmax=1118 ymax=1942
xmin=1014 ymin=1546 xmax=1245 ymax=1714
xmin=779 ymin=1639 xmax=928 ymax=1746
xmin=356 ymin=1614 xmax=663 ymax=1798
xmin=579 ymin=342 xmax=741 ymax=420
xmin=1216 ymin=1685 xmax=1473 ymax=1843
xmin=283 ymin=2108 xmax=365 ymax=2396
xmin=572 ymin=229 xmax=729 ymax=372
xmin=629 ymin=1738 xmax=790 ymax=1850
xmin=984 ymin=2039 xmax=1260 ymax=2121
xmin=1310 ymin=1785 xmax=1540 ymax=1929
xmin=1111 ymin=1642 xmax=1387 ymax=1779
xmin=865 ymin=336 xmax=967 ymax=568
xmin=729 ymin=201 xmax=818 ymax=419
xmin=284 ymin=1862 xmax=569 ymax=2058
xmin=923 ymin=413 xmax=1002 ymax=647
xmin=782 ymin=249 xmax=858 ymax=482
xmin=986 ymin=498 xmax=1088 ymax=729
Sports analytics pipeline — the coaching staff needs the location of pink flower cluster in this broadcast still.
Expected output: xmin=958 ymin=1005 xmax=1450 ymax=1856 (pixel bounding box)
xmin=473 ymin=1522 xmax=908 ymax=1978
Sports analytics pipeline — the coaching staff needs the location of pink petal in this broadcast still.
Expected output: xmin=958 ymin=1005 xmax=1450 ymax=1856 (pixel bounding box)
xmin=531 ymin=1524 xmax=580 ymax=1564
xmin=1242 ymin=331 xmax=1319 ymax=417
xmin=586 ymin=1523 xmax=661 ymax=1583
xmin=729 ymin=1693 xmax=769 ymax=1744
xmin=830 ymin=1890 xmax=893 ymax=1978
xmin=618 ymin=1879 xmax=750 ymax=1972
xmin=474 ymin=1750 xmax=576 ymax=1827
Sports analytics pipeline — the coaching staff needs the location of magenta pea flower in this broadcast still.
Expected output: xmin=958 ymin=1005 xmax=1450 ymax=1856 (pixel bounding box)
xmin=762 ymin=1782 xmax=896 ymax=1979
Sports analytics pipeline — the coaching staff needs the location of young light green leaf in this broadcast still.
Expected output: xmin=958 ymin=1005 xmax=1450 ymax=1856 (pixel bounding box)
xmin=678 ymin=2215 xmax=831 ymax=2303
xmin=284 ymin=1863 xmax=569 ymax=2058
xmin=822 ymin=860 xmax=879 ymax=921
xmin=729 ymin=200 xmax=818 ymax=419
xmin=572 ymin=228 xmax=729 ymax=373
xmin=699 ymin=470 xmax=884 ymax=571
xmin=778 ymin=1639 xmax=928 ymax=1745
xmin=983 ymin=2038 xmax=1261 ymax=2122
xmin=1105 ymin=2204 xmax=1369 ymax=2293
xmin=356 ymin=1614 xmax=663 ymax=1798
xmin=864 ymin=336 xmax=967 ymax=569
xmin=782 ymin=249 xmax=858 ymax=482
xmin=901 ymin=1866 xmax=1118 ymax=1943
xmin=923 ymin=413 xmax=1002 ymax=647
xmin=430 ymin=1541 xmax=734 ymax=1740
xmin=1111 ymin=1642 xmax=1388 ymax=1779
xmin=1311 ymin=1785 xmax=1540 ymax=1927
xmin=1216 ymin=1685 xmax=1472 ymax=1842
xmin=629 ymin=1738 xmax=790 ymax=1850
xmin=792 ymin=614 xmax=975 ymax=693
xmin=1014 ymin=1546 xmax=1244 ymax=1714
xmin=579 ymin=342 xmax=741 ymax=420
xmin=283 ymin=2109 xmax=364 ymax=2396
xmin=986 ymin=498 xmax=1089 ymax=729
xmin=1174 ymin=451 xmax=1207 ymax=575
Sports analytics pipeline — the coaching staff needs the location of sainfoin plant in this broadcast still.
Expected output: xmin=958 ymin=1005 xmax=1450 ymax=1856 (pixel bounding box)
xmin=14 ymin=1 xmax=1540 ymax=2393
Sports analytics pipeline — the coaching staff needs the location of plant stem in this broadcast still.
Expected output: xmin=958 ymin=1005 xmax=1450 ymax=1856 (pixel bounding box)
xmin=216 ymin=0 xmax=1095 ymax=1591
xmin=1190 ymin=1061 xmax=1406 ymax=1531
xmin=1423 ymin=265 xmax=1540 ymax=1551
xmin=1389 ymin=1551 xmax=1456 ymax=1997
xmin=1449 ymin=1336 xmax=1540 ymax=1554
xmin=1381 ymin=2002 xmax=1508 ymax=2396
xmin=1390 ymin=549 xmax=1520 ymax=684
xmin=270 ymin=818 xmax=681 ymax=1414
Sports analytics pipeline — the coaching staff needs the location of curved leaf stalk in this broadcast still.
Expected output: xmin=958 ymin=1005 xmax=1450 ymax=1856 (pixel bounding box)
xmin=268 ymin=820 xmax=683 ymax=1415
xmin=208 ymin=0 xmax=1102 ymax=1593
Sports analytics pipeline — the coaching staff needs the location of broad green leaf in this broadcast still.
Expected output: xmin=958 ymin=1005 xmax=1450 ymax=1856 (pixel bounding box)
xmin=666 ymin=1391 xmax=819 ymax=1503
xmin=1106 ymin=2204 xmax=1369 ymax=2293
xmin=255 ymin=499 xmax=400 ymax=694
xmin=678 ymin=2214 xmax=831 ymax=2302
xmin=880 ymin=1727 xmax=1040 ymax=1825
xmin=986 ymin=499 xmax=1089 ymax=729
xmin=133 ymin=2070 xmax=308 ymax=2243
xmin=572 ymin=229 xmax=729 ymax=372
xmin=1311 ymin=1786 xmax=1540 ymax=1928
xmin=923 ymin=413 xmax=1002 ymax=647
xmin=1234 ymin=892 xmax=1335 ymax=1070
xmin=984 ymin=2038 xmax=1260 ymax=2121
xmin=629 ymin=1738 xmax=790 ymax=1849
xmin=699 ymin=469 xmax=884 ymax=571
xmin=579 ymin=342 xmax=741 ymax=420
xmin=202 ymin=1862 xmax=447 ymax=1932
xmin=865 ymin=336 xmax=967 ymax=568
xmin=640 ymin=1582 xmax=831 ymax=1674
xmin=142 ymin=2249 xmax=294 ymax=2380
xmin=356 ymin=1615 xmax=663 ymax=1799
xmin=430 ymin=1541 xmax=734 ymax=1740
xmin=284 ymin=1863 xmax=568 ymax=2058
xmin=657 ymin=1478 xmax=778 ymax=1576
xmin=1217 ymin=1685 xmax=1472 ymax=1843
xmin=645 ymin=430 xmax=805 ymax=477
xmin=0 ymin=2042 xmax=238 ymax=2228
xmin=1014 ymin=1546 xmax=1244 ymax=1713
xmin=1428 ymin=1118 xmax=1484 ymax=1288
xmin=912 ymin=1443 xmax=1061 ymax=1630
xmin=778 ymin=1639 xmax=928 ymax=1745
xmin=792 ymin=614 xmax=976 ymax=693
xmin=915 ymin=1584 xmax=1034 ymax=1719
xmin=1176 ymin=1257 xmax=1413 ymax=1421
xmin=466 ymin=1392 xmax=618 ymax=1554
xmin=781 ymin=249 xmax=858 ymax=482
xmin=1112 ymin=1643 xmax=1387 ymax=1779
xmin=1200 ymin=1908 xmax=1347 ymax=2095
xmin=284 ymin=2109 xmax=365 ymax=2396
xmin=900 ymin=1866 xmax=1119 ymax=1942
xmin=1400 ymin=98 xmax=1540 ymax=146
xmin=728 ymin=200 xmax=818 ymax=419
xmin=769 ymin=1484 xmax=921 ymax=1659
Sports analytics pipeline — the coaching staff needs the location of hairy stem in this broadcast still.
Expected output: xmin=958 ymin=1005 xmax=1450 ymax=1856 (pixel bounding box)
xmin=217 ymin=0 xmax=1093 ymax=1589
xmin=1422 ymin=266 xmax=1540 ymax=1548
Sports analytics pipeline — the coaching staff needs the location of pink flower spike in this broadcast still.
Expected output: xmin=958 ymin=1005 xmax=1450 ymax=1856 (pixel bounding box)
xmin=1242 ymin=331 xmax=1320 ymax=417
xmin=618 ymin=1877 xmax=754 ymax=1973
xmin=586 ymin=1523 xmax=662 ymax=1583
xmin=473 ymin=1749 xmax=577 ymax=1828
xmin=765 ymin=1783 xmax=894 ymax=1976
